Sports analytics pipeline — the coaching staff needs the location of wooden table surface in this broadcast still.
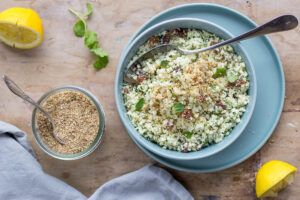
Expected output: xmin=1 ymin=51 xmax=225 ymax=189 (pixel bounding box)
xmin=0 ymin=0 xmax=299 ymax=199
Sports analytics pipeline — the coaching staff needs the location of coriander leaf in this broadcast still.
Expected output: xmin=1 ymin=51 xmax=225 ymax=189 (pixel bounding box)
xmin=69 ymin=5 xmax=109 ymax=70
xmin=93 ymin=56 xmax=108 ymax=69
xmin=135 ymin=98 xmax=144 ymax=111
xmin=183 ymin=131 xmax=193 ymax=139
xmin=227 ymin=74 xmax=238 ymax=83
xmin=73 ymin=20 xmax=85 ymax=37
xmin=69 ymin=8 xmax=86 ymax=30
xmin=173 ymin=102 xmax=184 ymax=113
xmin=212 ymin=68 xmax=226 ymax=79
xmin=90 ymin=41 xmax=99 ymax=49
xmin=160 ymin=60 xmax=169 ymax=67
xmin=209 ymin=84 xmax=216 ymax=89
xmin=90 ymin=47 xmax=109 ymax=57
xmin=84 ymin=30 xmax=98 ymax=48
xmin=85 ymin=3 xmax=93 ymax=17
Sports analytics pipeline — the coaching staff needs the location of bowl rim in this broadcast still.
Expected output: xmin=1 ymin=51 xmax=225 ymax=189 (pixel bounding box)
xmin=115 ymin=17 xmax=257 ymax=160
xmin=31 ymin=85 xmax=106 ymax=160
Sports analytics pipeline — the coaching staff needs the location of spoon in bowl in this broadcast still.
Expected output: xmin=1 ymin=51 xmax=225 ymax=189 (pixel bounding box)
xmin=124 ymin=15 xmax=298 ymax=83
xmin=2 ymin=75 xmax=65 ymax=144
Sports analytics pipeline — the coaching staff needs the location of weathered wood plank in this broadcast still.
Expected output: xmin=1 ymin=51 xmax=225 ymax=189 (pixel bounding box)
xmin=0 ymin=0 xmax=299 ymax=199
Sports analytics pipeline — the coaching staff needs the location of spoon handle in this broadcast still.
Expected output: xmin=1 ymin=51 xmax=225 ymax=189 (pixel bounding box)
xmin=2 ymin=75 xmax=54 ymax=126
xmin=2 ymin=75 xmax=66 ymax=144
xmin=188 ymin=15 xmax=298 ymax=53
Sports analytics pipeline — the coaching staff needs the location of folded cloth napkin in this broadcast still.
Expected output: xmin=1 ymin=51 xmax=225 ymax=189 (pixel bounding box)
xmin=0 ymin=121 xmax=193 ymax=200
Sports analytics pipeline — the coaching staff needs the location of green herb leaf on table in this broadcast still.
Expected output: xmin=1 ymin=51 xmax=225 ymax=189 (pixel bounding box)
xmin=90 ymin=47 xmax=109 ymax=57
xmin=85 ymin=3 xmax=93 ymax=17
xmin=174 ymin=102 xmax=184 ymax=113
xmin=183 ymin=131 xmax=193 ymax=139
xmin=73 ymin=20 xmax=85 ymax=37
xmin=212 ymin=68 xmax=226 ymax=79
xmin=69 ymin=7 xmax=86 ymax=37
xmin=84 ymin=30 xmax=98 ymax=48
xmin=93 ymin=56 xmax=109 ymax=70
xmin=136 ymin=98 xmax=145 ymax=111
xmin=161 ymin=60 xmax=169 ymax=67
xmin=227 ymin=74 xmax=238 ymax=83
xmin=89 ymin=41 xmax=98 ymax=49
xmin=69 ymin=3 xmax=109 ymax=69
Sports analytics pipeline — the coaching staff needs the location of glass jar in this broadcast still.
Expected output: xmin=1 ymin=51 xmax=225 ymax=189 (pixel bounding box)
xmin=31 ymin=86 xmax=105 ymax=160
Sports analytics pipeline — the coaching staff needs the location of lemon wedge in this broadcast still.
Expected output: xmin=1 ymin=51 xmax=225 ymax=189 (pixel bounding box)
xmin=256 ymin=160 xmax=297 ymax=198
xmin=0 ymin=7 xmax=43 ymax=49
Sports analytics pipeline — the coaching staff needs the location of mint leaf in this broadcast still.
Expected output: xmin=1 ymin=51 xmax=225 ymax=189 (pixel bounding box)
xmin=69 ymin=4 xmax=109 ymax=70
xmin=183 ymin=131 xmax=193 ymax=139
xmin=161 ymin=60 xmax=169 ymax=67
xmin=73 ymin=20 xmax=85 ymax=37
xmin=90 ymin=47 xmax=109 ymax=57
xmin=85 ymin=3 xmax=93 ymax=17
xmin=209 ymin=84 xmax=216 ymax=89
xmin=136 ymin=98 xmax=144 ymax=111
xmin=227 ymin=74 xmax=238 ymax=83
xmin=173 ymin=102 xmax=184 ymax=113
xmin=84 ymin=30 xmax=98 ymax=48
xmin=90 ymin=41 xmax=99 ymax=49
xmin=213 ymin=68 xmax=226 ymax=79
xmin=69 ymin=8 xmax=86 ymax=35
xmin=93 ymin=56 xmax=108 ymax=69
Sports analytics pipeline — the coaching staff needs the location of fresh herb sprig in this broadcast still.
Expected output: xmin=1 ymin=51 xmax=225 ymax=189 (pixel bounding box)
xmin=227 ymin=74 xmax=238 ymax=83
xmin=136 ymin=98 xmax=144 ymax=111
xmin=160 ymin=60 xmax=169 ymax=67
xmin=69 ymin=3 xmax=109 ymax=69
xmin=183 ymin=131 xmax=193 ymax=139
xmin=173 ymin=102 xmax=184 ymax=113
xmin=212 ymin=68 xmax=226 ymax=79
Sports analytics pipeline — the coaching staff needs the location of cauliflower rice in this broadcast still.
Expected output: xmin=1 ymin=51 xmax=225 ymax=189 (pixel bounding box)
xmin=123 ymin=28 xmax=250 ymax=152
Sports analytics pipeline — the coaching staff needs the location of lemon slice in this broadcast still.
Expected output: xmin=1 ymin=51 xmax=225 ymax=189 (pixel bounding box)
xmin=0 ymin=7 xmax=43 ymax=49
xmin=256 ymin=160 xmax=297 ymax=198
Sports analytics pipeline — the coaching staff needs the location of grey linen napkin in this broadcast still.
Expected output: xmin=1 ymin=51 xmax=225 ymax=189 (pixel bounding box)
xmin=0 ymin=121 xmax=194 ymax=200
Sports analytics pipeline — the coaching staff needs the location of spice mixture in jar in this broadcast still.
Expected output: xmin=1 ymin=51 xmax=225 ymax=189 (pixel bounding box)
xmin=37 ymin=90 xmax=99 ymax=154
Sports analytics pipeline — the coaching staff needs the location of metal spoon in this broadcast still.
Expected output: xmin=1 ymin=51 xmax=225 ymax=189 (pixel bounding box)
xmin=124 ymin=15 xmax=298 ymax=83
xmin=2 ymin=75 xmax=65 ymax=144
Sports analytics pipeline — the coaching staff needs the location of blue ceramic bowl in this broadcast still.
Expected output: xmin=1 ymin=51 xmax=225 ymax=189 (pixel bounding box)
xmin=115 ymin=18 xmax=257 ymax=160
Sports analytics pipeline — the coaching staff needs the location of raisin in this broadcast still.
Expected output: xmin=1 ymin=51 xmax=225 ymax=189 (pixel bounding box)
xmin=171 ymin=28 xmax=188 ymax=38
xmin=216 ymin=102 xmax=227 ymax=110
xmin=137 ymin=74 xmax=147 ymax=83
xmin=174 ymin=66 xmax=182 ymax=72
xmin=228 ymin=79 xmax=245 ymax=87
xmin=182 ymin=109 xmax=193 ymax=119
xmin=148 ymin=36 xmax=159 ymax=47
xmin=123 ymin=88 xmax=129 ymax=94
xmin=166 ymin=120 xmax=174 ymax=131
xmin=210 ymin=41 xmax=218 ymax=46
xmin=199 ymin=95 xmax=206 ymax=103
xmin=162 ymin=34 xmax=170 ymax=44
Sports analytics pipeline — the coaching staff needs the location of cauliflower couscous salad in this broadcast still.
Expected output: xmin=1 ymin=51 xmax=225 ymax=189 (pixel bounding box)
xmin=123 ymin=28 xmax=250 ymax=152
